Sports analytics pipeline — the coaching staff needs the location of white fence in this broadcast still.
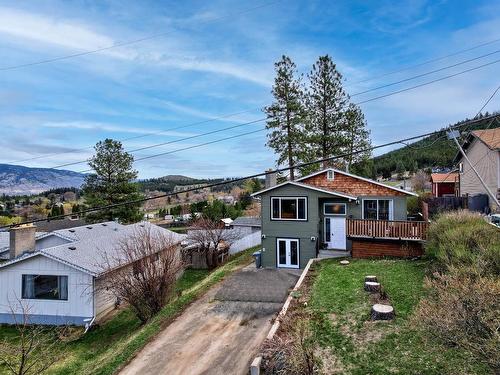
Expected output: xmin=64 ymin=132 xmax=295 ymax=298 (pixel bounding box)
xmin=229 ymin=230 xmax=261 ymax=254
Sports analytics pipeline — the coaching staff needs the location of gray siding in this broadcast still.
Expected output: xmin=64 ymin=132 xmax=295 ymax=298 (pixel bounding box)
xmin=258 ymin=184 xmax=409 ymax=268
xmin=459 ymin=138 xmax=499 ymax=211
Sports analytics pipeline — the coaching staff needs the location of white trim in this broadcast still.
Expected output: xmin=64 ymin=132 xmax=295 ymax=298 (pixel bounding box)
xmin=276 ymin=238 xmax=300 ymax=269
xmin=327 ymin=170 xmax=334 ymax=180
xmin=297 ymin=168 xmax=417 ymax=196
xmin=252 ymin=180 xmax=357 ymax=200
xmin=0 ymin=251 xmax=97 ymax=276
xmin=323 ymin=203 xmax=347 ymax=216
xmin=324 ymin=216 xmax=347 ymax=250
xmin=271 ymin=197 xmax=308 ymax=221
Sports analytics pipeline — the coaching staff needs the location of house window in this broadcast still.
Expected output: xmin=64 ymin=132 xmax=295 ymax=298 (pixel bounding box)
xmin=324 ymin=203 xmax=346 ymax=215
xmin=271 ymin=197 xmax=307 ymax=220
xmin=327 ymin=170 xmax=334 ymax=180
xmin=22 ymin=275 xmax=68 ymax=300
xmin=363 ymin=199 xmax=393 ymax=220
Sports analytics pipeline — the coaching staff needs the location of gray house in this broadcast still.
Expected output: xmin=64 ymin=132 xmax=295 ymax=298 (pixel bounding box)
xmin=252 ymin=168 xmax=426 ymax=268
xmin=455 ymin=128 xmax=500 ymax=212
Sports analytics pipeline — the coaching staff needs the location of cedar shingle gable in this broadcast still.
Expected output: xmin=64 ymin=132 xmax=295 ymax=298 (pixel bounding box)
xmin=301 ymin=171 xmax=408 ymax=197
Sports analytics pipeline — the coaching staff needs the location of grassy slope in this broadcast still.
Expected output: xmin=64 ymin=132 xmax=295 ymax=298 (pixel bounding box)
xmin=0 ymin=247 xmax=256 ymax=375
xmin=309 ymin=259 xmax=491 ymax=375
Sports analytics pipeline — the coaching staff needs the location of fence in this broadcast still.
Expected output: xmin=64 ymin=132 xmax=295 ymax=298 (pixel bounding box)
xmin=229 ymin=230 xmax=262 ymax=254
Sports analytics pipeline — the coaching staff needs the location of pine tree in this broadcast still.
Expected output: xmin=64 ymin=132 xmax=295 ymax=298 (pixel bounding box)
xmin=82 ymin=139 xmax=143 ymax=224
xmin=304 ymin=55 xmax=349 ymax=174
xmin=344 ymin=103 xmax=372 ymax=172
xmin=264 ymin=55 xmax=306 ymax=180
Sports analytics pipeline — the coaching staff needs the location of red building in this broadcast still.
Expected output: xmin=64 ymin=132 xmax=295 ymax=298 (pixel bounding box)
xmin=430 ymin=173 xmax=458 ymax=197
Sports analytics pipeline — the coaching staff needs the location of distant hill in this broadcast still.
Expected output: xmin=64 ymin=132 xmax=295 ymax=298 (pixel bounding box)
xmin=373 ymin=112 xmax=500 ymax=178
xmin=0 ymin=164 xmax=85 ymax=195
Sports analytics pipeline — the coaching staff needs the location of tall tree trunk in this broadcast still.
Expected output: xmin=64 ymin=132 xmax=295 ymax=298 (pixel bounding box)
xmin=286 ymin=112 xmax=295 ymax=180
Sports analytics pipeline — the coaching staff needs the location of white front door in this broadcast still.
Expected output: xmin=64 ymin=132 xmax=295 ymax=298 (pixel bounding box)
xmin=277 ymin=238 xmax=300 ymax=268
xmin=325 ymin=217 xmax=346 ymax=250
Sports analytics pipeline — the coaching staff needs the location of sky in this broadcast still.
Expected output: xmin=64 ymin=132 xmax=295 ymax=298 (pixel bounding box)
xmin=0 ymin=0 xmax=499 ymax=179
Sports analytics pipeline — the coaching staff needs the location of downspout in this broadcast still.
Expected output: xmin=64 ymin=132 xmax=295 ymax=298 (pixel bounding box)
xmin=84 ymin=276 xmax=96 ymax=333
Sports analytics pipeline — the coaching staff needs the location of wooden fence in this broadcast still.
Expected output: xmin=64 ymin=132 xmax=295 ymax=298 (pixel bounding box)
xmin=347 ymin=219 xmax=429 ymax=241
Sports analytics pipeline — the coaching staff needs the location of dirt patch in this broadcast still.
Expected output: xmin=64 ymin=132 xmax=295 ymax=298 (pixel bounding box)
xmin=120 ymin=287 xmax=280 ymax=375
xmin=119 ymin=265 xmax=299 ymax=375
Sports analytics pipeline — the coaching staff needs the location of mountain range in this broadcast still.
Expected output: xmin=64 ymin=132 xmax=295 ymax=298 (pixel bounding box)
xmin=0 ymin=164 xmax=86 ymax=195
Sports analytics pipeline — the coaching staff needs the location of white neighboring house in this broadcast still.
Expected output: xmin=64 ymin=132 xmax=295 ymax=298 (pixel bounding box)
xmin=0 ymin=221 xmax=184 ymax=326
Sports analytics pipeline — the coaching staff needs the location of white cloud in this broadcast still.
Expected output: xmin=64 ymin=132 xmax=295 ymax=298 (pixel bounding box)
xmin=0 ymin=7 xmax=114 ymax=52
xmin=0 ymin=6 xmax=272 ymax=86
xmin=41 ymin=121 xmax=198 ymax=137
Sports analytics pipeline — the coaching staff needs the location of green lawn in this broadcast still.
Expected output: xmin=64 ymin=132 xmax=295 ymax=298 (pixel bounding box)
xmin=307 ymin=258 xmax=491 ymax=375
xmin=0 ymin=247 xmax=256 ymax=375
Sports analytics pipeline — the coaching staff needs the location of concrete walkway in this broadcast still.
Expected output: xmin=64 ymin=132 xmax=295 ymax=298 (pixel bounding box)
xmin=119 ymin=266 xmax=299 ymax=375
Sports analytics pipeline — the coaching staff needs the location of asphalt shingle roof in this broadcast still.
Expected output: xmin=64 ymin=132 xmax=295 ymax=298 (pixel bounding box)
xmin=232 ymin=217 xmax=261 ymax=227
xmin=0 ymin=221 xmax=185 ymax=276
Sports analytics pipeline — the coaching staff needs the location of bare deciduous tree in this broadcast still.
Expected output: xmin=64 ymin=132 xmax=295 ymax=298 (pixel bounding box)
xmin=0 ymin=302 xmax=66 ymax=375
xmin=186 ymin=218 xmax=240 ymax=269
xmin=98 ymin=227 xmax=185 ymax=323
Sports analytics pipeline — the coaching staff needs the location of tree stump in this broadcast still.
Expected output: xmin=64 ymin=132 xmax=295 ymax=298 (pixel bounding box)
xmin=365 ymin=275 xmax=377 ymax=283
xmin=340 ymin=260 xmax=350 ymax=266
xmin=371 ymin=304 xmax=395 ymax=320
xmin=364 ymin=281 xmax=381 ymax=293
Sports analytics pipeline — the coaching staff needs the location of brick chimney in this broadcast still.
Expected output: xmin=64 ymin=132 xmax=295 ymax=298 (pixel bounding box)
xmin=265 ymin=169 xmax=277 ymax=188
xmin=9 ymin=225 xmax=36 ymax=259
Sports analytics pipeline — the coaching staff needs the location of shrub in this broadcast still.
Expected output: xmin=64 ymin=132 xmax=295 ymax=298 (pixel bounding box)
xmin=425 ymin=210 xmax=500 ymax=275
xmin=413 ymin=269 xmax=500 ymax=372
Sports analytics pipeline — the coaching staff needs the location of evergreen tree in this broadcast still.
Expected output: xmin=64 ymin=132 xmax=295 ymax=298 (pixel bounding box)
xmin=82 ymin=139 xmax=143 ymax=224
xmin=304 ymin=55 xmax=349 ymax=174
xmin=344 ymin=103 xmax=372 ymax=171
xmin=264 ymin=55 xmax=306 ymax=180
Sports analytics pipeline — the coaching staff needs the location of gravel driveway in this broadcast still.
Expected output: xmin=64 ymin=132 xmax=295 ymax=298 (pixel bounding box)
xmin=119 ymin=265 xmax=300 ymax=375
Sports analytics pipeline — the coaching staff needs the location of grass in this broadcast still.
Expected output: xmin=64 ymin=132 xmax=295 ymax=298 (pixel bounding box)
xmin=0 ymin=246 xmax=257 ymax=375
xmin=306 ymin=258 xmax=492 ymax=375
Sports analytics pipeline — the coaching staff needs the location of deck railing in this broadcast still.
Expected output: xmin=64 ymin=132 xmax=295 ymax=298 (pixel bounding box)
xmin=346 ymin=219 xmax=429 ymax=241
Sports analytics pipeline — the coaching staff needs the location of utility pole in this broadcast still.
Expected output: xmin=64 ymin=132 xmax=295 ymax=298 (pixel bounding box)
xmin=447 ymin=130 xmax=500 ymax=209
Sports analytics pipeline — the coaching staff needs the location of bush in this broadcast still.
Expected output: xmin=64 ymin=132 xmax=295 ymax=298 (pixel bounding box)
xmin=413 ymin=269 xmax=500 ymax=372
xmin=425 ymin=210 xmax=500 ymax=275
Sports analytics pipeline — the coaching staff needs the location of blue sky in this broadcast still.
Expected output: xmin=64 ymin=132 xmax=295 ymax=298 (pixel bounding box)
xmin=0 ymin=0 xmax=499 ymax=179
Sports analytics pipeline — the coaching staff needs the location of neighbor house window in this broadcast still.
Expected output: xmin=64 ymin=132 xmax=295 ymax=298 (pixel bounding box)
xmin=324 ymin=203 xmax=346 ymax=215
xmin=271 ymin=197 xmax=307 ymax=220
xmin=363 ymin=199 xmax=393 ymax=220
xmin=327 ymin=170 xmax=334 ymax=180
xmin=22 ymin=275 xmax=68 ymax=300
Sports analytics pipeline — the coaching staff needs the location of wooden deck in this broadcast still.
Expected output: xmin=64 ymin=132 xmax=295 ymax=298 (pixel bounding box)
xmin=346 ymin=219 xmax=429 ymax=241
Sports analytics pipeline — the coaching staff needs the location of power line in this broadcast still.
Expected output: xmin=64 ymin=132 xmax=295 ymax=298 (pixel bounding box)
xmin=77 ymin=127 xmax=267 ymax=173
xmin=47 ymin=118 xmax=266 ymax=169
xmin=20 ymin=58 xmax=500 ymax=173
xmin=351 ymin=49 xmax=500 ymax=97
xmin=356 ymin=58 xmax=500 ymax=105
xmin=351 ymin=37 xmax=500 ymax=85
xmin=0 ymin=1 xmax=282 ymax=72
xmin=11 ymin=44 xmax=500 ymax=167
xmin=2 ymin=114 xmax=497 ymax=230
xmin=9 ymin=107 xmax=261 ymax=164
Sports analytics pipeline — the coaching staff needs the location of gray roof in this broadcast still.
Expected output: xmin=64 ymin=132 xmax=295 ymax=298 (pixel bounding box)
xmin=0 ymin=221 xmax=185 ymax=276
xmin=232 ymin=217 xmax=261 ymax=227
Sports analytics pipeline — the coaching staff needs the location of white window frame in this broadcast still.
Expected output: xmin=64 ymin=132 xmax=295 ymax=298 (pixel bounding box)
xmin=327 ymin=170 xmax=335 ymax=180
xmin=323 ymin=203 xmax=346 ymax=216
xmin=276 ymin=238 xmax=300 ymax=269
xmin=271 ymin=197 xmax=308 ymax=221
xmin=361 ymin=199 xmax=394 ymax=221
